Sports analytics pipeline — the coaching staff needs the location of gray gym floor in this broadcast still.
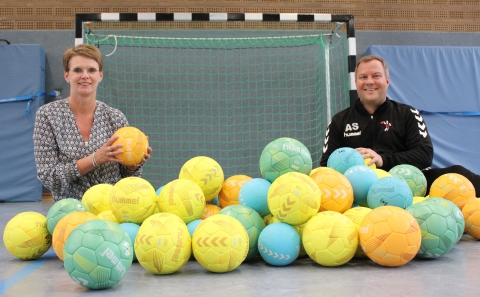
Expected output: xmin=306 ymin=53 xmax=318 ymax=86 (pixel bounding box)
xmin=1 ymin=200 xmax=479 ymax=297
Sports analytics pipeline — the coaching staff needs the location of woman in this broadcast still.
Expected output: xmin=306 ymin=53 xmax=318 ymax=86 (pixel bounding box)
xmin=33 ymin=44 xmax=152 ymax=201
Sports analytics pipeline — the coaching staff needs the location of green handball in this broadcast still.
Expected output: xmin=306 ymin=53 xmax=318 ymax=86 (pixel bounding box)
xmin=63 ymin=219 xmax=133 ymax=289
xmin=406 ymin=201 xmax=458 ymax=259
xmin=259 ymin=137 xmax=312 ymax=183
xmin=220 ymin=204 xmax=266 ymax=261
xmin=46 ymin=198 xmax=88 ymax=234
xmin=426 ymin=197 xmax=465 ymax=243
xmin=389 ymin=164 xmax=427 ymax=197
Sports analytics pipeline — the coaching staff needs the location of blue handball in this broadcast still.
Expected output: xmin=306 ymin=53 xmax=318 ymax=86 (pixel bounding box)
xmin=258 ymin=222 xmax=300 ymax=266
xmin=119 ymin=222 xmax=140 ymax=262
xmin=155 ymin=186 xmax=164 ymax=196
xmin=238 ymin=178 xmax=272 ymax=217
xmin=186 ymin=219 xmax=203 ymax=238
xmin=327 ymin=147 xmax=364 ymax=174
xmin=344 ymin=165 xmax=378 ymax=207
xmin=367 ymin=177 xmax=413 ymax=209
xmin=206 ymin=195 xmax=220 ymax=206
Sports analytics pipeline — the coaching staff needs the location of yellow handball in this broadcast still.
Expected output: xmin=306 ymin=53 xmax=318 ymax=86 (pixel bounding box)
xmin=263 ymin=213 xmax=281 ymax=226
xmin=158 ymin=179 xmax=206 ymax=224
xmin=363 ymin=156 xmax=376 ymax=169
xmin=267 ymin=172 xmax=321 ymax=226
xmin=192 ymin=214 xmax=249 ymax=273
xmin=81 ymin=183 xmax=113 ymax=215
xmin=343 ymin=206 xmax=372 ymax=258
xmin=372 ymin=168 xmax=391 ymax=179
xmin=135 ymin=213 xmax=191 ymax=274
xmin=179 ymin=156 xmax=224 ymax=201
xmin=110 ymin=177 xmax=157 ymax=224
xmin=97 ymin=210 xmax=120 ymax=223
xmin=112 ymin=126 xmax=148 ymax=166
xmin=3 ymin=212 xmax=52 ymax=260
xmin=292 ymin=221 xmax=308 ymax=258
xmin=413 ymin=196 xmax=428 ymax=204
xmin=302 ymin=211 xmax=358 ymax=266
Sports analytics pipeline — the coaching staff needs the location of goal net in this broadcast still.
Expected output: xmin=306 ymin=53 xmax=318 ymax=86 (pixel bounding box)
xmin=77 ymin=13 xmax=355 ymax=188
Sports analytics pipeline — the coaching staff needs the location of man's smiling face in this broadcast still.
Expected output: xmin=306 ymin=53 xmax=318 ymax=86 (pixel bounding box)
xmin=355 ymin=59 xmax=390 ymax=109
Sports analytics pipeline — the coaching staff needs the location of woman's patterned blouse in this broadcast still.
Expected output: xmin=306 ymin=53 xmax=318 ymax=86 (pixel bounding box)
xmin=33 ymin=99 xmax=142 ymax=201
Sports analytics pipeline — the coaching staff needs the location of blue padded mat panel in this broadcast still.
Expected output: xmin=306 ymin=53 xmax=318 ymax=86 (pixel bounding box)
xmin=364 ymin=45 xmax=480 ymax=172
xmin=0 ymin=44 xmax=45 ymax=202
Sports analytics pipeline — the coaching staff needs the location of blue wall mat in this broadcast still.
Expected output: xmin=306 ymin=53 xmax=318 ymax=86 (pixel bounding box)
xmin=0 ymin=44 xmax=45 ymax=202
xmin=364 ymin=45 xmax=480 ymax=172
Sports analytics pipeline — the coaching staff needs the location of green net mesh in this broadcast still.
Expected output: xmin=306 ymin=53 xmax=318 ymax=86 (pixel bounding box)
xmin=85 ymin=24 xmax=350 ymax=189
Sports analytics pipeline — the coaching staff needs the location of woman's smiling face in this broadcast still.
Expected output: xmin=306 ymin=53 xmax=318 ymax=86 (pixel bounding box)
xmin=64 ymin=55 xmax=103 ymax=97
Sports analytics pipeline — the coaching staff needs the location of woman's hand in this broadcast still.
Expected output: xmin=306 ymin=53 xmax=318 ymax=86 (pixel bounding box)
xmin=126 ymin=138 xmax=152 ymax=171
xmin=95 ymin=135 xmax=124 ymax=166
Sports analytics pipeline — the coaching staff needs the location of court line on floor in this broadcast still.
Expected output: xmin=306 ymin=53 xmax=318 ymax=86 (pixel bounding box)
xmin=0 ymin=249 xmax=56 ymax=295
xmin=0 ymin=204 xmax=36 ymax=216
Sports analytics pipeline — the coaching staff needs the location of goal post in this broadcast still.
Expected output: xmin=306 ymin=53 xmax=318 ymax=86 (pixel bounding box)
xmin=74 ymin=13 xmax=356 ymax=188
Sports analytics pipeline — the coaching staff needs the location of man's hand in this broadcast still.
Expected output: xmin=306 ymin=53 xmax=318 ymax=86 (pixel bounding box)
xmin=356 ymin=147 xmax=383 ymax=168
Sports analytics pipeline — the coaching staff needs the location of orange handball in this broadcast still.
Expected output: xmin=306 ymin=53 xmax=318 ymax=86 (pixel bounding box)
xmin=310 ymin=167 xmax=353 ymax=213
xmin=201 ymin=204 xmax=222 ymax=219
xmin=359 ymin=206 xmax=421 ymax=267
xmin=429 ymin=173 xmax=476 ymax=210
xmin=309 ymin=167 xmax=322 ymax=177
xmin=112 ymin=126 xmax=148 ymax=166
xmin=462 ymin=198 xmax=480 ymax=239
xmin=52 ymin=211 xmax=98 ymax=261
xmin=218 ymin=175 xmax=253 ymax=208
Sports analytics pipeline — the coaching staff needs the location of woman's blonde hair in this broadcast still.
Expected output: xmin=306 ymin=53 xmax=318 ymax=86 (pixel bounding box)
xmin=62 ymin=44 xmax=103 ymax=72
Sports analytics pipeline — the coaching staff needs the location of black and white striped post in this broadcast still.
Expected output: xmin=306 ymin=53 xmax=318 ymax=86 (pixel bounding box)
xmin=75 ymin=13 xmax=357 ymax=104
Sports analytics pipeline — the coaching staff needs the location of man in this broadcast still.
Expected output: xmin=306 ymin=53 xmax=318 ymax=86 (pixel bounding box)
xmin=320 ymin=54 xmax=480 ymax=193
